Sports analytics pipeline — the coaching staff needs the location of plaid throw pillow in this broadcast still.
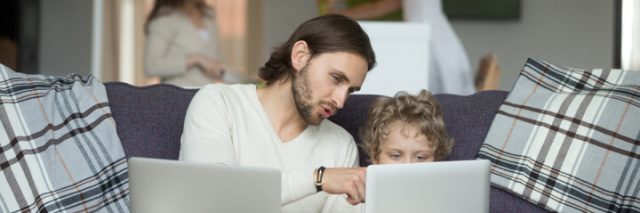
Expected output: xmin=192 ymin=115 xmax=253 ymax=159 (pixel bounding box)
xmin=0 ymin=65 xmax=129 ymax=212
xmin=477 ymin=58 xmax=639 ymax=212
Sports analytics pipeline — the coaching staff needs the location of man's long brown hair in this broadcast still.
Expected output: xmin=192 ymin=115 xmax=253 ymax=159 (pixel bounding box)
xmin=259 ymin=14 xmax=376 ymax=85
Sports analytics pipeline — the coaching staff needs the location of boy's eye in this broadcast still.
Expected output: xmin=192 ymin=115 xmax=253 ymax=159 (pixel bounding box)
xmin=415 ymin=154 xmax=433 ymax=162
xmin=388 ymin=153 xmax=401 ymax=159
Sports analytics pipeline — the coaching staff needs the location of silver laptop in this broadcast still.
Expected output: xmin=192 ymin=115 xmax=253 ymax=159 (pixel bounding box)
xmin=128 ymin=157 xmax=281 ymax=213
xmin=365 ymin=160 xmax=490 ymax=213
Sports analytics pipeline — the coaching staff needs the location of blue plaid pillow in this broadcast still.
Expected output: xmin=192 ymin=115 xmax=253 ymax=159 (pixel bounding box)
xmin=478 ymin=58 xmax=639 ymax=212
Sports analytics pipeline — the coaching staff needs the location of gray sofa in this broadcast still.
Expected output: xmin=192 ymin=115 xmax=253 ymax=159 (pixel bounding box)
xmin=105 ymin=82 xmax=549 ymax=212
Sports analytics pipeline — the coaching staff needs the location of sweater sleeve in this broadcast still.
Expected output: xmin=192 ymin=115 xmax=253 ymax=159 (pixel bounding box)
xmin=144 ymin=15 xmax=188 ymax=78
xmin=283 ymin=135 xmax=361 ymax=206
xmin=320 ymin=137 xmax=363 ymax=212
xmin=281 ymin=169 xmax=317 ymax=205
xmin=321 ymin=196 xmax=364 ymax=213
xmin=179 ymin=85 xmax=234 ymax=164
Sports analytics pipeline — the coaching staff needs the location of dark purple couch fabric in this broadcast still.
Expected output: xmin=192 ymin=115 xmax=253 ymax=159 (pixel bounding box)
xmin=105 ymin=82 xmax=548 ymax=212
xmin=106 ymin=82 xmax=196 ymax=160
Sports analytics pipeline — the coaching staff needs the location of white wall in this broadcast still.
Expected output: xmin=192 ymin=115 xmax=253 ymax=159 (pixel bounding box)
xmin=357 ymin=21 xmax=430 ymax=96
xmin=451 ymin=0 xmax=614 ymax=91
xmin=39 ymin=0 xmax=95 ymax=77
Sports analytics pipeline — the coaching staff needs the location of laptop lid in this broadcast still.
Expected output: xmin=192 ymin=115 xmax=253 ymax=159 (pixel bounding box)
xmin=365 ymin=160 xmax=490 ymax=213
xmin=128 ymin=157 xmax=281 ymax=213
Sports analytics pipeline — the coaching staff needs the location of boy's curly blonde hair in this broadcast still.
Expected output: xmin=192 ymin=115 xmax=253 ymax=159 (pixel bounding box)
xmin=360 ymin=90 xmax=454 ymax=163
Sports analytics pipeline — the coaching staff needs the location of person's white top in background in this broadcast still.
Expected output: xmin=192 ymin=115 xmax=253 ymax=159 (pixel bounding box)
xmin=403 ymin=0 xmax=475 ymax=95
xmin=145 ymin=10 xmax=220 ymax=87
xmin=179 ymin=84 xmax=360 ymax=212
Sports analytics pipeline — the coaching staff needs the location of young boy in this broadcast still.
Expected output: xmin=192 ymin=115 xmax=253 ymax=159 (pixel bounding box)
xmin=360 ymin=89 xmax=454 ymax=164
xmin=322 ymin=90 xmax=454 ymax=212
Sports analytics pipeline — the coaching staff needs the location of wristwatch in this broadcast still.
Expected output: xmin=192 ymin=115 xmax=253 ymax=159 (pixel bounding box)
xmin=315 ymin=166 xmax=326 ymax=192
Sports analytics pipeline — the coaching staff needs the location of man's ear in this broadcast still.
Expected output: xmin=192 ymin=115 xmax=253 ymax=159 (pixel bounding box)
xmin=291 ymin=40 xmax=310 ymax=72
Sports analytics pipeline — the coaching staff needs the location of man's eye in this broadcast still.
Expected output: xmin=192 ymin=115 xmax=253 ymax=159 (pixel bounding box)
xmin=331 ymin=74 xmax=341 ymax=83
xmin=416 ymin=156 xmax=426 ymax=161
xmin=389 ymin=154 xmax=400 ymax=159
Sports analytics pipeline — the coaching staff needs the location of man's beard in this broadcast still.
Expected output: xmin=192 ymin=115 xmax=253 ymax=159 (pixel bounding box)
xmin=292 ymin=65 xmax=322 ymax=125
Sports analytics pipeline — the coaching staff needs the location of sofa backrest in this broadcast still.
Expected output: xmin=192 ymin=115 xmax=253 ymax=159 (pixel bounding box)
xmin=330 ymin=91 xmax=509 ymax=165
xmin=105 ymin=82 xmax=508 ymax=165
xmin=433 ymin=91 xmax=509 ymax=161
xmin=106 ymin=82 xmax=196 ymax=160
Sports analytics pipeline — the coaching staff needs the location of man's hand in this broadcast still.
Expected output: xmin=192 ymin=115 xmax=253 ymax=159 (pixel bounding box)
xmin=319 ymin=167 xmax=366 ymax=205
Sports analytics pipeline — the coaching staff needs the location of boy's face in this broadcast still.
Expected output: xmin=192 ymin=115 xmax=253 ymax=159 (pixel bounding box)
xmin=374 ymin=121 xmax=435 ymax=164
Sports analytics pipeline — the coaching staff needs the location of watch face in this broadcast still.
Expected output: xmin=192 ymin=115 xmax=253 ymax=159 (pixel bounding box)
xmin=315 ymin=166 xmax=325 ymax=187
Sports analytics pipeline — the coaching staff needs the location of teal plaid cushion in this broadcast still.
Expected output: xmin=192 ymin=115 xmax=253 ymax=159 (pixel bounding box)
xmin=478 ymin=58 xmax=639 ymax=212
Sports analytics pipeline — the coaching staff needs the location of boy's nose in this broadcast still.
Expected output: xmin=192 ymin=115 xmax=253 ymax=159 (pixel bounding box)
xmin=403 ymin=157 xmax=413 ymax=164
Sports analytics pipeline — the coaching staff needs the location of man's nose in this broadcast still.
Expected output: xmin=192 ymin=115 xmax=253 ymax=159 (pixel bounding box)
xmin=333 ymin=87 xmax=349 ymax=109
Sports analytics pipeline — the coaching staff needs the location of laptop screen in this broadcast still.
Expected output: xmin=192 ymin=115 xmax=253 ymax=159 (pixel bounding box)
xmin=128 ymin=157 xmax=281 ymax=213
xmin=365 ymin=160 xmax=490 ymax=213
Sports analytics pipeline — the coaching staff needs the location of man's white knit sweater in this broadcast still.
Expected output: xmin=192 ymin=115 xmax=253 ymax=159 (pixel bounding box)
xmin=180 ymin=84 xmax=359 ymax=212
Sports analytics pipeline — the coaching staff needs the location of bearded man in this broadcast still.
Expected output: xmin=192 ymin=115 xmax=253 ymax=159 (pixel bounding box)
xmin=180 ymin=14 xmax=376 ymax=212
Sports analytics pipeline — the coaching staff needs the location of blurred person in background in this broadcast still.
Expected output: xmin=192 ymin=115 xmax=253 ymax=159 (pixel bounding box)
xmin=145 ymin=0 xmax=242 ymax=87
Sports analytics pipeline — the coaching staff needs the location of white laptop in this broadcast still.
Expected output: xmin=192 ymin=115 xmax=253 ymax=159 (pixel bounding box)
xmin=365 ymin=160 xmax=490 ymax=213
xmin=128 ymin=157 xmax=281 ymax=213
